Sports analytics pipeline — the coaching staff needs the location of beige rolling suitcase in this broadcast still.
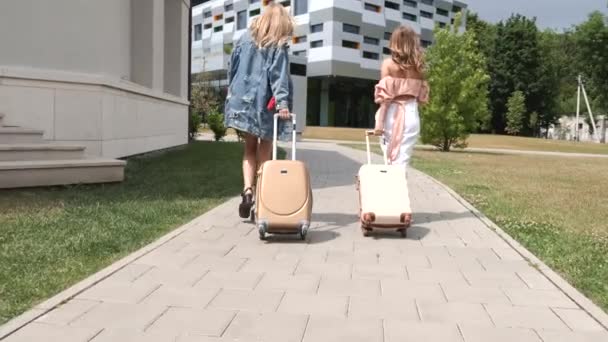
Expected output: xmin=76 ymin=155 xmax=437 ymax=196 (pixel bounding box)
xmin=255 ymin=114 xmax=312 ymax=240
xmin=356 ymin=131 xmax=410 ymax=237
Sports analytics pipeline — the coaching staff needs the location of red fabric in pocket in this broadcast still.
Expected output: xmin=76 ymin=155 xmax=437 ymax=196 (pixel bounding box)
xmin=266 ymin=97 xmax=276 ymax=111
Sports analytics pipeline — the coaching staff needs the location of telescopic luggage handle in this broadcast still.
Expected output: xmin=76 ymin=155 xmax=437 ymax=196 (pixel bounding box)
xmin=365 ymin=130 xmax=388 ymax=165
xmin=273 ymin=113 xmax=297 ymax=161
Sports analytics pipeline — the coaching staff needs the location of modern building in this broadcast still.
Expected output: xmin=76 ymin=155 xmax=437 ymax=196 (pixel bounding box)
xmin=191 ymin=0 xmax=467 ymax=129
xmin=0 ymin=0 xmax=191 ymax=188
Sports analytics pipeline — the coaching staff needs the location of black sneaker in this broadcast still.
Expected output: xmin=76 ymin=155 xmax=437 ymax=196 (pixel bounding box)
xmin=238 ymin=188 xmax=254 ymax=218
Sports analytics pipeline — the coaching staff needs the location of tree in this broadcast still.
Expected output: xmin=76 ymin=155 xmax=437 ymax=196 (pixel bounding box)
xmin=506 ymin=91 xmax=526 ymax=135
xmin=489 ymin=15 xmax=545 ymax=135
xmin=574 ymin=11 xmax=608 ymax=113
xmin=421 ymin=14 xmax=490 ymax=151
xmin=529 ymin=111 xmax=539 ymax=137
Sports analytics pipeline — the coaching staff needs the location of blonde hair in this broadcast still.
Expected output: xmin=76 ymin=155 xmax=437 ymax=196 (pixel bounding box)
xmin=389 ymin=25 xmax=425 ymax=73
xmin=250 ymin=3 xmax=295 ymax=48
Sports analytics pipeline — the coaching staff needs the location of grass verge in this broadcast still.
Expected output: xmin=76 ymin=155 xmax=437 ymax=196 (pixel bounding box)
xmin=0 ymin=142 xmax=249 ymax=324
xmin=346 ymin=143 xmax=608 ymax=312
xmin=305 ymin=126 xmax=608 ymax=155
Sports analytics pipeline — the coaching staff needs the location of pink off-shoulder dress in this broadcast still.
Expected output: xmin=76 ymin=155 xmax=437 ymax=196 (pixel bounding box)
xmin=374 ymin=76 xmax=429 ymax=165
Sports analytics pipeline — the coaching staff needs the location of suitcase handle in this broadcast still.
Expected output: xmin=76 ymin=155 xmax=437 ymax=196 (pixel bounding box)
xmin=365 ymin=130 xmax=388 ymax=165
xmin=273 ymin=113 xmax=297 ymax=161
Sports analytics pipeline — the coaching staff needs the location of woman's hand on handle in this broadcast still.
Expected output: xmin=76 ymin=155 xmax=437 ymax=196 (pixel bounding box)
xmin=278 ymin=108 xmax=291 ymax=120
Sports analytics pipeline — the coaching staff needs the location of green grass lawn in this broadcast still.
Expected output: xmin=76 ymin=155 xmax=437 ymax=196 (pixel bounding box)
xmin=306 ymin=126 xmax=608 ymax=155
xmin=0 ymin=142 xmax=251 ymax=324
xmin=347 ymin=144 xmax=608 ymax=312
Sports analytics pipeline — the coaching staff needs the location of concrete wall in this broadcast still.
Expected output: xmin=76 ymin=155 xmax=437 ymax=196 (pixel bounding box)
xmin=0 ymin=0 xmax=191 ymax=158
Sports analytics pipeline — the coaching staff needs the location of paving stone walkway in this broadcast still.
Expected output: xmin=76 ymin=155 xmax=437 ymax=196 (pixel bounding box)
xmin=3 ymin=143 xmax=608 ymax=342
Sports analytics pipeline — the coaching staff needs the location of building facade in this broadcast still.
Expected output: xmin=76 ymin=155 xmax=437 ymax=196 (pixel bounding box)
xmin=0 ymin=0 xmax=191 ymax=158
xmin=192 ymin=0 xmax=467 ymax=129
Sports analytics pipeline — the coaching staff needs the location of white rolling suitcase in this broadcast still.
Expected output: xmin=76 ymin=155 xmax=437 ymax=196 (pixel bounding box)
xmin=356 ymin=131 xmax=411 ymax=237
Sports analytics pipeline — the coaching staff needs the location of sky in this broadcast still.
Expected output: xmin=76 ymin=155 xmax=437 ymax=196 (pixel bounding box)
xmin=466 ymin=0 xmax=607 ymax=31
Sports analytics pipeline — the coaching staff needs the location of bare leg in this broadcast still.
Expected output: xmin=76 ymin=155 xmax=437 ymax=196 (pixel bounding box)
xmin=257 ymin=138 xmax=273 ymax=169
xmin=242 ymin=133 xmax=259 ymax=192
xmin=239 ymin=133 xmax=258 ymax=218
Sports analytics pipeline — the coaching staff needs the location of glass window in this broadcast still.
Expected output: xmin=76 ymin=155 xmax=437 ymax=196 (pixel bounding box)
xmin=290 ymin=63 xmax=307 ymax=76
xmin=363 ymin=51 xmax=379 ymax=60
xmin=250 ymin=0 xmax=260 ymax=3
xmin=403 ymin=12 xmax=417 ymax=21
xmin=363 ymin=36 xmax=380 ymax=45
xmin=311 ymin=40 xmax=323 ymax=48
xmin=343 ymin=23 xmax=360 ymax=34
xmin=225 ymin=3 xmax=234 ymax=11
xmin=403 ymin=0 xmax=417 ymax=8
xmin=385 ymin=1 xmax=399 ymax=10
xmin=342 ymin=40 xmax=359 ymax=49
xmin=214 ymin=26 xmax=223 ymax=32
xmin=204 ymin=23 xmax=212 ymax=29
xmin=420 ymin=11 xmax=433 ymax=19
xmin=383 ymin=47 xmax=391 ymax=55
xmin=293 ymin=35 xmax=307 ymax=43
xmin=311 ymin=23 xmax=323 ymax=33
xmin=421 ymin=0 xmax=433 ymax=5
xmin=364 ymin=3 xmax=381 ymax=12
xmin=194 ymin=24 xmax=202 ymax=41
xmin=203 ymin=11 xmax=212 ymax=18
xmin=249 ymin=8 xmax=261 ymax=17
xmin=237 ymin=10 xmax=247 ymax=30
xmin=421 ymin=39 xmax=432 ymax=47
xmin=293 ymin=50 xmax=308 ymax=56
xmin=294 ymin=0 xmax=308 ymax=15
xmin=384 ymin=32 xmax=392 ymax=40
xmin=437 ymin=8 xmax=449 ymax=16
xmin=225 ymin=16 xmax=234 ymax=23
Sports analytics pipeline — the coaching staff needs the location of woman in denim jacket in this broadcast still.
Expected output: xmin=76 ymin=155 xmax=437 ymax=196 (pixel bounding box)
xmin=224 ymin=3 xmax=294 ymax=218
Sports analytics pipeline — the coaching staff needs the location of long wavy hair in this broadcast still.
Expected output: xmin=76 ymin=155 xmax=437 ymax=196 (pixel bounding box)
xmin=389 ymin=25 xmax=425 ymax=74
xmin=250 ymin=3 xmax=295 ymax=48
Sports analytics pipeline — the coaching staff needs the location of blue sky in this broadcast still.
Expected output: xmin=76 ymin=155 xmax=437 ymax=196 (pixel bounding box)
xmin=466 ymin=0 xmax=607 ymax=30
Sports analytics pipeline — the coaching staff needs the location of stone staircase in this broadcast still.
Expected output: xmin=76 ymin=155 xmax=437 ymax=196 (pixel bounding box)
xmin=0 ymin=113 xmax=126 ymax=189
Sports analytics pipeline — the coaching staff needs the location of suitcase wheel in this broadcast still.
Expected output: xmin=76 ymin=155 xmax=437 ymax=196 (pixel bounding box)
xmin=258 ymin=222 xmax=267 ymax=241
xmin=299 ymin=224 xmax=309 ymax=241
xmin=361 ymin=225 xmax=372 ymax=237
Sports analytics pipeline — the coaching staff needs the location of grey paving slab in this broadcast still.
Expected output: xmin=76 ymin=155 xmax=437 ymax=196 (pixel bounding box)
xmin=3 ymin=142 xmax=607 ymax=341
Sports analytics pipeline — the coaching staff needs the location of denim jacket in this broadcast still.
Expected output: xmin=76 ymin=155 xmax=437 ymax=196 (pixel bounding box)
xmin=224 ymin=31 xmax=293 ymax=141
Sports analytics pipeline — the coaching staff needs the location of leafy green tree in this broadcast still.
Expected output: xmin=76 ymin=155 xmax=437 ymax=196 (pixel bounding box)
xmin=489 ymin=15 xmax=545 ymax=135
xmin=574 ymin=11 xmax=608 ymax=113
xmin=529 ymin=111 xmax=539 ymax=137
xmin=421 ymin=14 xmax=490 ymax=151
xmin=506 ymin=91 xmax=526 ymax=135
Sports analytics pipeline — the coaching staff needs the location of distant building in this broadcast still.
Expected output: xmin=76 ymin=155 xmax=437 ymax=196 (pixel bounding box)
xmin=191 ymin=0 xmax=468 ymax=130
xmin=547 ymin=115 xmax=607 ymax=143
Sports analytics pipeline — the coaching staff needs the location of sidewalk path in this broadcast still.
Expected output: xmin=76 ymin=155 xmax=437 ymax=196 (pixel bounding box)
xmin=2 ymin=143 xmax=607 ymax=341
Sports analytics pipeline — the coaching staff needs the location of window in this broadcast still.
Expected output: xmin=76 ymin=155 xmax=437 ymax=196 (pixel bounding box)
xmin=214 ymin=25 xmax=223 ymax=32
xmin=452 ymin=5 xmax=462 ymax=12
xmin=293 ymin=35 xmax=307 ymax=43
xmin=203 ymin=11 xmax=212 ymax=18
xmin=363 ymin=36 xmax=380 ymax=45
xmin=237 ymin=10 xmax=247 ymax=30
xmin=204 ymin=23 xmax=212 ymax=29
xmin=384 ymin=32 xmax=392 ymax=40
xmin=311 ymin=23 xmax=323 ymax=33
xmin=436 ymin=8 xmax=449 ymax=16
xmin=293 ymin=50 xmax=307 ymax=56
xmin=343 ymin=23 xmax=360 ymax=34
xmin=385 ymin=1 xmax=399 ymax=10
xmin=290 ymin=63 xmax=307 ymax=76
xmin=363 ymin=51 xmax=379 ymax=60
xmin=225 ymin=3 xmax=234 ymax=11
xmin=311 ymin=40 xmax=323 ymax=48
xmin=421 ymin=0 xmax=433 ymax=5
xmin=226 ymin=16 xmax=234 ymax=23
xmin=383 ymin=47 xmax=391 ymax=55
xmin=403 ymin=0 xmax=417 ymax=8
xmin=438 ymin=22 xmax=446 ymax=28
xmin=420 ymin=11 xmax=433 ymax=19
xmin=249 ymin=8 xmax=261 ymax=17
xmin=451 ymin=18 xmax=455 ymax=25
xmin=214 ymin=14 xmax=223 ymax=21
xmin=364 ymin=3 xmax=381 ymax=12
xmin=342 ymin=40 xmax=359 ymax=49
xmin=194 ymin=24 xmax=202 ymax=41
xmin=250 ymin=0 xmax=260 ymax=3
xmin=294 ymin=0 xmax=308 ymax=15
xmin=403 ymin=12 xmax=417 ymax=21
xmin=280 ymin=0 xmax=292 ymax=7
xmin=421 ymin=39 xmax=432 ymax=48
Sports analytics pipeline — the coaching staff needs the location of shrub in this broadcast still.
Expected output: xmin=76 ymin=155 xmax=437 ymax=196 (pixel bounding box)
xmin=207 ymin=111 xmax=227 ymax=141
xmin=188 ymin=109 xmax=202 ymax=141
